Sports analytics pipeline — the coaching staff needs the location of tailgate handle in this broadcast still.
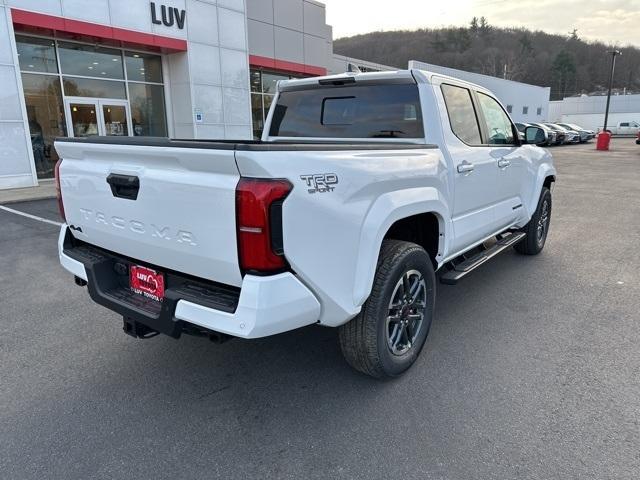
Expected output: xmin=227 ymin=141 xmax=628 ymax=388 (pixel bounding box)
xmin=107 ymin=174 xmax=140 ymax=200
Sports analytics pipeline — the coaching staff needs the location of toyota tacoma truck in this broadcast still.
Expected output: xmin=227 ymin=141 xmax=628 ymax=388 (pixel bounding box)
xmin=56 ymin=69 xmax=555 ymax=378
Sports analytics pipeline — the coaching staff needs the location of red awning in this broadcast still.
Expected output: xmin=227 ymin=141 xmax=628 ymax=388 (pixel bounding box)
xmin=11 ymin=8 xmax=187 ymax=53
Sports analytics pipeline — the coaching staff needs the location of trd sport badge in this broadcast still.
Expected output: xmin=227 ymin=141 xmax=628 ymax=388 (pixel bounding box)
xmin=300 ymin=173 xmax=338 ymax=194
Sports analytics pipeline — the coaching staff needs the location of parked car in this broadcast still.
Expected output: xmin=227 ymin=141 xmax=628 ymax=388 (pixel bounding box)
xmin=530 ymin=123 xmax=560 ymax=145
xmin=557 ymin=123 xmax=595 ymax=142
xmin=598 ymin=121 xmax=640 ymax=136
xmin=54 ymin=70 xmax=556 ymax=378
xmin=545 ymin=123 xmax=580 ymax=144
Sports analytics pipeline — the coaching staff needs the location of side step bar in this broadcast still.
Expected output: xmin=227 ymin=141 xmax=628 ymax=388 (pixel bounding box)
xmin=440 ymin=231 xmax=526 ymax=285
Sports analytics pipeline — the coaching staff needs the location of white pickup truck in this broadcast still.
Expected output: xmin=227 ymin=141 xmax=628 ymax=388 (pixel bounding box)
xmin=599 ymin=121 xmax=640 ymax=136
xmin=56 ymin=70 xmax=556 ymax=378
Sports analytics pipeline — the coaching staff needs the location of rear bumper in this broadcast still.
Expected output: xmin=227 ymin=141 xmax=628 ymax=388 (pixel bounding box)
xmin=58 ymin=226 xmax=321 ymax=339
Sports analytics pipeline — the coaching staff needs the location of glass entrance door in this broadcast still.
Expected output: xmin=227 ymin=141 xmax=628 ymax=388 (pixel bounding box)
xmin=65 ymin=98 xmax=132 ymax=138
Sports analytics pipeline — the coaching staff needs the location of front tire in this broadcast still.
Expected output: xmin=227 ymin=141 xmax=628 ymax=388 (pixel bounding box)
xmin=515 ymin=187 xmax=552 ymax=255
xmin=338 ymin=240 xmax=436 ymax=378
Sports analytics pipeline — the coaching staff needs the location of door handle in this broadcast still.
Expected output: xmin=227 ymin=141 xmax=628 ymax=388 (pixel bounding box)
xmin=498 ymin=158 xmax=511 ymax=168
xmin=457 ymin=162 xmax=475 ymax=174
xmin=107 ymin=173 xmax=140 ymax=200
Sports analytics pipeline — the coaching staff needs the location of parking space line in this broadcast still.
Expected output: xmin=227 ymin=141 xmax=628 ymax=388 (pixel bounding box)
xmin=0 ymin=205 xmax=62 ymax=227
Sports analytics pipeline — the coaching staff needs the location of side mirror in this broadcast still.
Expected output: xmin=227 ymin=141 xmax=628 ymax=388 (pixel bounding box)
xmin=524 ymin=126 xmax=547 ymax=146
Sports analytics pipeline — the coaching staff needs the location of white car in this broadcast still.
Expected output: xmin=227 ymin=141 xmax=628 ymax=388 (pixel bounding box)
xmin=56 ymin=70 xmax=556 ymax=378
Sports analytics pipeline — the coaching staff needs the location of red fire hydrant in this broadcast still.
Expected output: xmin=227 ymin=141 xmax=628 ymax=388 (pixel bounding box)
xmin=596 ymin=131 xmax=612 ymax=151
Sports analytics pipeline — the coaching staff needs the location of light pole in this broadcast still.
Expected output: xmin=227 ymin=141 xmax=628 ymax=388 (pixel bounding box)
xmin=603 ymin=50 xmax=621 ymax=132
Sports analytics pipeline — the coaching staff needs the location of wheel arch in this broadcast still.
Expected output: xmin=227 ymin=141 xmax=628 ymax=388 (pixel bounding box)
xmin=527 ymin=164 xmax=556 ymax=218
xmin=352 ymin=187 xmax=450 ymax=307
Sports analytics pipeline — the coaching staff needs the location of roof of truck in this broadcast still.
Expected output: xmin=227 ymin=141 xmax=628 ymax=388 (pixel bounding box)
xmin=277 ymin=69 xmax=491 ymax=95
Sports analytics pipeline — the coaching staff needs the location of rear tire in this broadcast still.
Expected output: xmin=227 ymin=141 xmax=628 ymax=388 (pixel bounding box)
xmin=515 ymin=187 xmax=552 ymax=255
xmin=338 ymin=240 xmax=436 ymax=378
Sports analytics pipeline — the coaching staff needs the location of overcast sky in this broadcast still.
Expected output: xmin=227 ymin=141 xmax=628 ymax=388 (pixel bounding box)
xmin=323 ymin=0 xmax=638 ymax=46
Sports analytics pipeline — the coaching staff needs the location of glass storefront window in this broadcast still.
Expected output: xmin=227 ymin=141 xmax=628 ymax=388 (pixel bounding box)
xmin=263 ymin=94 xmax=274 ymax=115
xmin=102 ymin=105 xmax=129 ymax=136
xmin=125 ymin=51 xmax=163 ymax=84
xmin=250 ymin=69 xmax=302 ymax=138
xmin=21 ymin=73 xmax=67 ymax=178
xmin=58 ymin=42 xmax=124 ymax=79
xmin=69 ymin=103 xmax=99 ymax=137
xmin=262 ymin=72 xmax=290 ymax=94
xmin=63 ymin=77 xmax=127 ymax=99
xmin=250 ymin=70 xmax=261 ymax=93
xmin=16 ymin=36 xmax=58 ymax=74
xmin=251 ymin=93 xmax=264 ymax=139
xmin=128 ymin=83 xmax=167 ymax=136
xmin=17 ymin=35 xmax=168 ymax=179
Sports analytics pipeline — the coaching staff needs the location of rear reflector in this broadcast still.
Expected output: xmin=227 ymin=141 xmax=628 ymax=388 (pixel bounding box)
xmin=236 ymin=178 xmax=292 ymax=273
xmin=54 ymin=159 xmax=66 ymax=222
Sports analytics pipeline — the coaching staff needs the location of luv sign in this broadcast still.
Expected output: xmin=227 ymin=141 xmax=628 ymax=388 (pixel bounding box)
xmin=150 ymin=2 xmax=186 ymax=29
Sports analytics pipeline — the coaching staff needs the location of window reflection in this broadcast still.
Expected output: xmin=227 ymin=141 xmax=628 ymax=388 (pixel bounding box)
xmin=125 ymin=51 xmax=163 ymax=84
xmin=21 ymin=73 xmax=67 ymax=178
xmin=63 ymin=77 xmax=127 ymax=99
xmin=128 ymin=83 xmax=167 ymax=136
xmin=250 ymin=69 xmax=301 ymax=138
xmin=16 ymin=35 xmax=168 ymax=178
xmin=58 ymin=42 xmax=124 ymax=79
xmin=16 ymin=36 xmax=58 ymax=74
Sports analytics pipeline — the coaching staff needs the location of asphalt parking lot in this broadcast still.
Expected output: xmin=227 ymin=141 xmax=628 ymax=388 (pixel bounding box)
xmin=1 ymin=139 xmax=639 ymax=479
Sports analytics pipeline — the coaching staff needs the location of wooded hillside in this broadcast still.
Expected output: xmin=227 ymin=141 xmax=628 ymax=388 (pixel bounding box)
xmin=333 ymin=18 xmax=640 ymax=100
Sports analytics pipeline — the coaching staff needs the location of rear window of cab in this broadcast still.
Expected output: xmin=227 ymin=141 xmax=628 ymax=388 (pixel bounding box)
xmin=268 ymin=83 xmax=424 ymax=139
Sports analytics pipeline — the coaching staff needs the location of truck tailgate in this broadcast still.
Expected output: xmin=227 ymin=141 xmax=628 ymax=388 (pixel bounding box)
xmin=55 ymin=140 xmax=242 ymax=287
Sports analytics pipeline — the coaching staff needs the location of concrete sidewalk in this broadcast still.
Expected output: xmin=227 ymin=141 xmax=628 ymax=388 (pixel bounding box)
xmin=0 ymin=181 xmax=56 ymax=205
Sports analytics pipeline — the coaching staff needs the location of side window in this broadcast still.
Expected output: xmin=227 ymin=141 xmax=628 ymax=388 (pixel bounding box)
xmin=620 ymin=122 xmax=629 ymax=127
xmin=477 ymin=92 xmax=516 ymax=145
xmin=441 ymin=84 xmax=482 ymax=145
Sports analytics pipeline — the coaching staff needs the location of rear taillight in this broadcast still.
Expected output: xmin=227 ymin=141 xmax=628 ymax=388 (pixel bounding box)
xmin=54 ymin=159 xmax=66 ymax=222
xmin=236 ymin=177 xmax=292 ymax=274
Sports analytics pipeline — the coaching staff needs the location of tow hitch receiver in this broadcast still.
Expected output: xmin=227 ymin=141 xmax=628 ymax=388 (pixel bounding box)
xmin=123 ymin=316 xmax=159 ymax=339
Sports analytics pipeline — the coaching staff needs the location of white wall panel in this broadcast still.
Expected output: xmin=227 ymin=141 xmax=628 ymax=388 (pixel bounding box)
xmin=274 ymin=26 xmax=303 ymax=64
xmin=62 ymin=0 xmax=110 ymax=24
xmin=0 ymin=65 xmax=22 ymax=120
xmin=193 ymin=84 xmax=223 ymax=123
xmin=0 ymin=123 xmax=31 ymax=176
xmin=0 ymin=6 xmax=13 ymax=64
xmin=223 ymin=87 xmax=250 ymax=124
xmin=247 ymin=19 xmax=274 ymax=58
xmin=189 ymin=42 xmax=221 ymax=85
xmin=108 ymin=0 xmax=152 ymax=32
xmin=218 ymin=0 xmax=245 ymax=12
xmin=7 ymin=0 xmax=62 ymax=16
xmin=225 ymin=124 xmax=251 ymax=139
xmin=218 ymin=8 xmax=246 ymax=50
xmin=220 ymin=47 xmax=248 ymax=88
xmin=273 ymin=0 xmax=302 ymax=31
xmin=246 ymin=0 xmax=273 ymax=23
xmin=186 ymin=0 xmax=218 ymax=45
xmin=196 ymin=123 xmax=225 ymax=138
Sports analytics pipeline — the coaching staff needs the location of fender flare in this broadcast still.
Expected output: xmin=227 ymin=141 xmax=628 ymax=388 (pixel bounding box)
xmin=528 ymin=163 xmax=557 ymax=218
xmin=352 ymin=187 xmax=450 ymax=307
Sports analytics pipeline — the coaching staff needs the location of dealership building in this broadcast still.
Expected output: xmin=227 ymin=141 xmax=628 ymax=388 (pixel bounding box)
xmin=0 ymin=0 xmax=552 ymax=191
xmin=0 ymin=0 xmax=338 ymax=189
